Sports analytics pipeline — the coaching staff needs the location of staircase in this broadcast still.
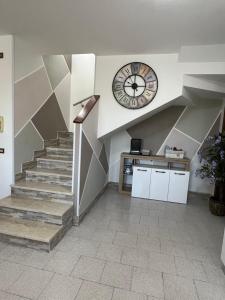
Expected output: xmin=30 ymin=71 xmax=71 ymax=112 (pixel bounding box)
xmin=0 ymin=132 xmax=74 ymax=251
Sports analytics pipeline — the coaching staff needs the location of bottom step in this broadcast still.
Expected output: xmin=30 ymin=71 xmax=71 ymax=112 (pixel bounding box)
xmin=0 ymin=215 xmax=72 ymax=252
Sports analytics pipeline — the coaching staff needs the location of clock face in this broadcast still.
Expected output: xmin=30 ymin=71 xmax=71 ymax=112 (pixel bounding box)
xmin=112 ymin=62 xmax=158 ymax=109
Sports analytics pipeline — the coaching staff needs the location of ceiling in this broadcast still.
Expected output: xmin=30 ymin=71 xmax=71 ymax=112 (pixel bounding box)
xmin=0 ymin=0 xmax=225 ymax=55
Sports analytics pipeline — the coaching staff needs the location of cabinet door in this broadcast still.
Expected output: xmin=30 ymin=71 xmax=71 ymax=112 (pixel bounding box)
xmin=131 ymin=167 xmax=151 ymax=199
xmin=150 ymin=169 xmax=170 ymax=201
xmin=168 ymin=171 xmax=190 ymax=204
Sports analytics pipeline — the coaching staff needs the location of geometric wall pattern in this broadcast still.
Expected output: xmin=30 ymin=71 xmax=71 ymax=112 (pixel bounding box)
xmin=109 ymin=97 xmax=223 ymax=193
xmin=14 ymin=122 xmax=43 ymax=174
xmin=176 ymin=98 xmax=222 ymax=143
xmin=31 ymin=93 xmax=67 ymax=140
xmin=14 ymin=54 xmax=72 ymax=175
xmin=78 ymin=102 xmax=109 ymax=216
xmin=127 ymin=106 xmax=185 ymax=154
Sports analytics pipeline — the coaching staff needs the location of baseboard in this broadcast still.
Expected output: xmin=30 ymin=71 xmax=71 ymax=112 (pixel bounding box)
xmin=74 ymin=183 xmax=109 ymax=226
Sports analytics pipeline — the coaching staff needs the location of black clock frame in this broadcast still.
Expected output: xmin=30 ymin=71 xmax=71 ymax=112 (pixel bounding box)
xmin=112 ymin=62 xmax=158 ymax=110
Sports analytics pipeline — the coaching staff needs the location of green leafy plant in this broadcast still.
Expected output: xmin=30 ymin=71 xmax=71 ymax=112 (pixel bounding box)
xmin=196 ymin=132 xmax=225 ymax=183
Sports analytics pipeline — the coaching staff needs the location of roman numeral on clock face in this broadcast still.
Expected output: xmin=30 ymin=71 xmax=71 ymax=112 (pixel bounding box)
xmin=112 ymin=62 xmax=158 ymax=109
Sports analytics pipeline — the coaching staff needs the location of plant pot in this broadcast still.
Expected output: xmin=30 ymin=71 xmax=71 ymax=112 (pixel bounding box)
xmin=209 ymin=196 xmax=225 ymax=216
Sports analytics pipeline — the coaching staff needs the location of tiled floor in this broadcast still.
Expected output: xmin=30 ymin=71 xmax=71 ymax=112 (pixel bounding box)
xmin=0 ymin=186 xmax=225 ymax=299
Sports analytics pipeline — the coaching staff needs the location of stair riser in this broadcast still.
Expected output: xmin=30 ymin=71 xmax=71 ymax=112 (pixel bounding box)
xmin=0 ymin=233 xmax=51 ymax=251
xmin=37 ymin=160 xmax=72 ymax=171
xmin=11 ymin=187 xmax=73 ymax=202
xmin=59 ymin=137 xmax=73 ymax=147
xmin=26 ymin=173 xmax=72 ymax=187
xmin=0 ymin=206 xmax=73 ymax=225
xmin=0 ymin=216 xmax=73 ymax=252
xmin=57 ymin=132 xmax=73 ymax=139
xmin=47 ymin=154 xmax=73 ymax=160
xmin=46 ymin=149 xmax=73 ymax=157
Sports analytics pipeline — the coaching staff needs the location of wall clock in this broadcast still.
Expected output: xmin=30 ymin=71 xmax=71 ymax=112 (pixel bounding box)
xmin=112 ymin=62 xmax=158 ymax=109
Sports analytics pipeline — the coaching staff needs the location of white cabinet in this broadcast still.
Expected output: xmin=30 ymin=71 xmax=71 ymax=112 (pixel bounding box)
xmin=131 ymin=166 xmax=151 ymax=199
xmin=150 ymin=168 xmax=170 ymax=201
xmin=168 ymin=170 xmax=189 ymax=204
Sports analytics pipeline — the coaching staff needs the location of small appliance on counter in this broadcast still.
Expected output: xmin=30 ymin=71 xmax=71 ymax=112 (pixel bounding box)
xmin=165 ymin=146 xmax=185 ymax=159
xmin=142 ymin=149 xmax=151 ymax=156
xmin=130 ymin=139 xmax=142 ymax=155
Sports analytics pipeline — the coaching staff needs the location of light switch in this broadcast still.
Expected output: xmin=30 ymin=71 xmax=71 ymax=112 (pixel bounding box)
xmin=0 ymin=116 xmax=4 ymax=133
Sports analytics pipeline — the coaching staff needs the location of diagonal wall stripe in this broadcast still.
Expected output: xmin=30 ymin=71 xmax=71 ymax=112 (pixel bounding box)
xmin=32 ymin=93 xmax=67 ymax=140
xmin=14 ymin=66 xmax=52 ymax=135
xmin=127 ymin=106 xmax=185 ymax=154
xmin=99 ymin=144 xmax=109 ymax=174
xmin=43 ymin=55 xmax=69 ymax=90
xmin=176 ymin=98 xmax=222 ymax=143
xmin=80 ymin=132 xmax=93 ymax=198
xmin=158 ymin=128 xmax=200 ymax=159
xmin=15 ymin=122 xmax=43 ymax=174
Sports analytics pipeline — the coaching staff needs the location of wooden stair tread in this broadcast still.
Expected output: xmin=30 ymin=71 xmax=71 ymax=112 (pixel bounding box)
xmin=0 ymin=197 xmax=73 ymax=217
xmin=26 ymin=167 xmax=72 ymax=177
xmin=47 ymin=146 xmax=73 ymax=151
xmin=37 ymin=156 xmax=72 ymax=162
xmin=12 ymin=180 xmax=72 ymax=195
xmin=0 ymin=215 xmax=62 ymax=243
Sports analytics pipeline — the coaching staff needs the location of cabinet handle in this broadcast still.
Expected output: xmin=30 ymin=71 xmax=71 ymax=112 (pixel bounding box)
xmin=137 ymin=169 xmax=147 ymax=172
xmin=155 ymin=171 xmax=166 ymax=173
xmin=174 ymin=172 xmax=185 ymax=175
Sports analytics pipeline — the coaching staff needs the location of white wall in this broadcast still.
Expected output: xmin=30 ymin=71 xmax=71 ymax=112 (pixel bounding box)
xmin=70 ymin=54 xmax=96 ymax=131
xmin=14 ymin=36 xmax=43 ymax=82
xmin=95 ymin=54 xmax=183 ymax=138
xmin=0 ymin=35 xmax=14 ymax=198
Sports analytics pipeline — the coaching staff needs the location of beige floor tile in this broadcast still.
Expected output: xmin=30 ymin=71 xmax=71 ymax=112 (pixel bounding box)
xmin=202 ymin=262 xmax=225 ymax=286
xmin=8 ymin=268 xmax=53 ymax=299
xmin=121 ymin=248 xmax=149 ymax=268
xmin=0 ymin=291 xmax=25 ymax=300
xmin=38 ymin=274 xmax=82 ymax=300
xmin=91 ymin=229 xmax=116 ymax=243
xmin=72 ymin=256 xmax=105 ymax=282
xmin=160 ymin=239 xmax=187 ymax=258
xmin=76 ymin=281 xmax=113 ymax=300
xmin=101 ymin=261 xmax=132 ymax=289
xmin=0 ymin=261 xmax=25 ymax=291
xmin=137 ymin=235 xmax=161 ymax=252
xmin=195 ymin=280 xmax=225 ymax=300
xmin=96 ymin=242 xmax=123 ymax=262
xmin=175 ymin=256 xmax=207 ymax=281
xmin=131 ymin=267 xmax=164 ymax=298
xmin=163 ymin=273 xmax=198 ymax=300
xmin=140 ymin=216 xmax=159 ymax=226
xmin=44 ymin=250 xmax=80 ymax=275
xmin=0 ymin=244 xmax=33 ymax=264
xmin=112 ymin=288 xmax=148 ymax=300
xmin=113 ymin=232 xmax=137 ymax=247
xmin=148 ymin=252 xmax=176 ymax=274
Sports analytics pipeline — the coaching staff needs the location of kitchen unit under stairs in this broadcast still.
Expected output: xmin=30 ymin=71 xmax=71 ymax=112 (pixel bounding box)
xmin=0 ymin=132 xmax=74 ymax=251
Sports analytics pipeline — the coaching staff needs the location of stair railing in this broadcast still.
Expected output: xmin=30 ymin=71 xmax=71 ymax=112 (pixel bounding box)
xmin=72 ymin=95 xmax=100 ymax=224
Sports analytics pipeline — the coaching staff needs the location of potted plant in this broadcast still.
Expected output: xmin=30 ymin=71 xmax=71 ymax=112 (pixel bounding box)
xmin=196 ymin=132 xmax=225 ymax=216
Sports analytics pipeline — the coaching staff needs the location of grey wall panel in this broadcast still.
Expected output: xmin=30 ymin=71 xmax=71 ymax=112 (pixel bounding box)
xmin=80 ymin=133 xmax=93 ymax=198
xmin=79 ymin=154 xmax=106 ymax=216
xmin=32 ymin=93 xmax=68 ymax=140
xmin=127 ymin=106 xmax=185 ymax=154
xmin=64 ymin=55 xmax=72 ymax=72
xmin=158 ymin=128 xmax=200 ymax=159
xmin=15 ymin=122 xmax=43 ymax=174
xmin=176 ymin=98 xmax=222 ymax=143
xmin=43 ymin=55 xmax=69 ymax=90
xmin=99 ymin=144 xmax=109 ymax=174
xmin=15 ymin=67 xmax=52 ymax=135
xmin=199 ymin=114 xmax=221 ymax=154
